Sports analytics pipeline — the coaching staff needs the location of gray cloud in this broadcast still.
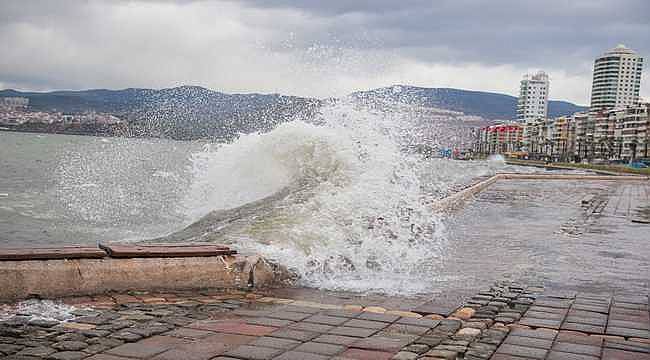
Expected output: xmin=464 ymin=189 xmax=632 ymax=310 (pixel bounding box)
xmin=1 ymin=0 xmax=648 ymax=104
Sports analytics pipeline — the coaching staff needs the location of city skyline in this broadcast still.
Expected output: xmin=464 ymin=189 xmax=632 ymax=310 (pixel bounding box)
xmin=0 ymin=1 xmax=648 ymax=105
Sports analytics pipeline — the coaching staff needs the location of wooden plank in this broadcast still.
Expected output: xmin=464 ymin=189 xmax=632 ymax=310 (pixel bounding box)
xmin=99 ymin=243 xmax=237 ymax=258
xmin=0 ymin=246 xmax=106 ymax=260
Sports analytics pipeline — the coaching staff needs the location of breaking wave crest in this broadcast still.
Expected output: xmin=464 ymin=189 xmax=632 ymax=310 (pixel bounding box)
xmin=171 ymin=99 xmax=499 ymax=295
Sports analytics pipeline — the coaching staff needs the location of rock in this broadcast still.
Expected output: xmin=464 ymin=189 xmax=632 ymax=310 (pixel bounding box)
xmin=109 ymin=331 xmax=142 ymax=342
xmin=424 ymin=349 xmax=458 ymax=359
xmin=53 ymin=341 xmax=88 ymax=351
xmin=343 ymin=305 xmax=364 ymax=312
xmin=49 ymin=351 xmax=87 ymax=360
xmin=16 ymin=345 xmax=56 ymax=357
xmin=28 ymin=319 xmax=59 ymax=328
xmin=454 ymin=327 xmax=481 ymax=340
xmin=392 ymin=351 xmax=418 ymax=360
xmin=464 ymin=322 xmax=488 ymax=330
xmin=87 ymin=337 xmax=123 ymax=347
xmin=2 ymin=316 xmax=30 ymax=326
xmin=362 ymin=306 xmax=386 ymax=314
xmin=385 ymin=310 xmax=422 ymax=318
xmin=424 ymin=314 xmax=445 ymax=320
xmin=55 ymin=333 xmax=86 ymax=342
xmin=452 ymin=307 xmax=476 ymax=320
xmin=0 ymin=343 xmax=24 ymax=354
xmin=404 ymin=344 xmax=430 ymax=354
xmin=59 ymin=322 xmax=96 ymax=331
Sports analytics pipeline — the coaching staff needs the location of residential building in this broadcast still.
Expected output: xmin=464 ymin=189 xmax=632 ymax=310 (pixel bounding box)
xmin=517 ymin=71 xmax=549 ymax=123
xmin=590 ymin=44 xmax=643 ymax=110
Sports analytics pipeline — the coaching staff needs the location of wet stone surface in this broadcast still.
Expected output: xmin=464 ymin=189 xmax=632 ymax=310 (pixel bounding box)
xmin=0 ymin=284 xmax=649 ymax=359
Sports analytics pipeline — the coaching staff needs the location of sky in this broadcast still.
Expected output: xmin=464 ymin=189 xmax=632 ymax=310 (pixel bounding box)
xmin=1 ymin=0 xmax=649 ymax=105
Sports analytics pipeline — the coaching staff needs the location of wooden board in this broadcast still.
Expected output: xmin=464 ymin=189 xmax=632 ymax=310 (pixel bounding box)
xmin=0 ymin=246 xmax=107 ymax=260
xmin=98 ymin=243 xmax=237 ymax=258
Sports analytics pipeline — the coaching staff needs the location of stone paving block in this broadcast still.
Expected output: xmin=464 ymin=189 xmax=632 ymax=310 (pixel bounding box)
xmin=288 ymin=321 xmax=333 ymax=333
xmin=546 ymin=351 xmax=599 ymax=360
xmin=534 ymin=298 xmax=572 ymax=309
xmin=604 ymin=339 xmax=650 ymax=353
xmin=166 ymin=327 xmax=214 ymax=339
xmin=607 ymin=319 xmax=650 ymax=330
xmin=606 ymin=326 xmax=650 ymax=338
xmin=356 ymin=312 xmax=400 ymax=323
xmin=561 ymin=322 xmax=605 ymax=334
xmin=274 ymin=350 xmax=330 ymax=360
xmin=188 ymin=320 xmax=276 ymax=336
xmin=245 ymin=317 xmax=295 ymax=328
xmin=249 ymin=336 xmax=301 ymax=350
xmin=293 ymin=341 xmax=345 ymax=355
xmin=614 ymin=296 xmax=648 ymax=305
xmin=565 ymin=316 xmax=607 ymax=326
xmin=519 ymin=317 xmax=562 ymax=329
xmin=504 ymin=335 xmax=553 ymax=349
xmin=267 ymin=311 xmax=311 ymax=322
xmin=572 ymin=304 xmax=609 ymax=314
xmin=340 ymin=348 xmax=395 ymax=360
xmin=556 ymin=332 xmax=603 ymax=346
xmin=305 ymin=314 xmax=349 ymax=326
xmin=614 ymin=302 xmax=649 ymax=311
xmin=270 ymin=328 xmax=320 ymax=342
xmin=282 ymin=306 xmax=323 ymax=314
xmin=344 ymin=319 xmax=390 ymax=330
xmin=106 ymin=342 xmax=171 ymax=358
xmin=222 ymin=345 xmax=284 ymax=360
xmin=496 ymin=343 xmax=548 ymax=359
xmin=527 ymin=306 xmax=568 ymax=315
xmin=423 ymin=349 xmax=459 ymax=359
xmin=86 ymin=355 xmax=135 ymax=360
xmin=351 ymin=335 xmax=416 ymax=353
xmin=524 ymin=311 xmax=565 ymax=320
xmin=383 ymin=324 xmax=429 ymax=336
xmin=413 ymin=302 xmax=457 ymax=317
xmin=329 ymin=326 xmax=378 ymax=338
xmin=490 ymin=354 xmax=537 ymax=360
xmin=312 ymin=334 xmax=359 ymax=346
xmin=602 ymin=348 xmax=650 ymax=359
xmin=552 ymin=342 xmax=602 ymax=356
xmin=322 ymin=309 xmax=362 ymax=318
xmin=395 ymin=317 xmax=440 ymax=328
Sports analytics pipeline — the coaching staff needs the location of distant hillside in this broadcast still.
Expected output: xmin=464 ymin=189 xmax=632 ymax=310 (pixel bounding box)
xmin=352 ymin=85 xmax=587 ymax=120
xmin=1 ymin=84 xmax=587 ymax=139
xmin=0 ymin=86 xmax=321 ymax=140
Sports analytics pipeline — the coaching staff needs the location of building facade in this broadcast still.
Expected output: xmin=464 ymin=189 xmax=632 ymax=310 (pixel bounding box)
xmin=590 ymin=44 xmax=643 ymax=110
xmin=517 ymin=71 xmax=549 ymax=123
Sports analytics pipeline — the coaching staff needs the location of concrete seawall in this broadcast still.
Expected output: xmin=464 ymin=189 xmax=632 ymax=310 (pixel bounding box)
xmin=0 ymin=252 xmax=290 ymax=302
xmin=433 ymin=172 xmax=648 ymax=212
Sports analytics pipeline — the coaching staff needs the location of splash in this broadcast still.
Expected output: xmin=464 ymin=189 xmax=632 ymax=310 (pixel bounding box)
xmin=175 ymin=99 xmax=500 ymax=295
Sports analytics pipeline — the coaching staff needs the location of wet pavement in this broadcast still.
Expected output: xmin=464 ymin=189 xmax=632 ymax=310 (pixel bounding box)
xmin=440 ymin=179 xmax=650 ymax=297
xmin=0 ymin=285 xmax=648 ymax=360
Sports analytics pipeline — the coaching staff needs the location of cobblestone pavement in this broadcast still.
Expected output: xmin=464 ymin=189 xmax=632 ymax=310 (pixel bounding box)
xmin=1 ymin=283 xmax=648 ymax=359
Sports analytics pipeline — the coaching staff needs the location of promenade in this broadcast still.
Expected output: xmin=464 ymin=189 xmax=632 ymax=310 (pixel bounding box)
xmin=1 ymin=173 xmax=649 ymax=359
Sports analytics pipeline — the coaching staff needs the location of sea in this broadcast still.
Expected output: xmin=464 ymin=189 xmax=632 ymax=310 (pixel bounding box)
xmin=2 ymin=100 xmax=648 ymax=297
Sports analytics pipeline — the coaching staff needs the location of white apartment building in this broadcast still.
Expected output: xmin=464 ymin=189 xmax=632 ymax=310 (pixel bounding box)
xmin=517 ymin=71 xmax=549 ymax=123
xmin=590 ymin=44 xmax=643 ymax=110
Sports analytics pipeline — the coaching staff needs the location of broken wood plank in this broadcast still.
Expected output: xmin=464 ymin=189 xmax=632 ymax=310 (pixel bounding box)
xmin=0 ymin=246 xmax=106 ymax=260
xmin=98 ymin=243 xmax=237 ymax=258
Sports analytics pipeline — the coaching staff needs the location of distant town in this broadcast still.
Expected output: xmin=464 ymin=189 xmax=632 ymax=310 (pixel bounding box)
xmin=0 ymin=97 xmax=127 ymax=136
xmin=474 ymin=44 xmax=648 ymax=165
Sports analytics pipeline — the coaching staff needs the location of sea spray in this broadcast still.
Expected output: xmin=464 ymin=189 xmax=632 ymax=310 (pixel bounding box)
xmin=177 ymin=99 xmax=502 ymax=295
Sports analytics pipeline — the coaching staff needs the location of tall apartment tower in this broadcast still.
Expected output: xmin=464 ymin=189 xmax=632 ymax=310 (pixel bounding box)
xmin=590 ymin=44 xmax=643 ymax=110
xmin=517 ymin=71 xmax=549 ymax=123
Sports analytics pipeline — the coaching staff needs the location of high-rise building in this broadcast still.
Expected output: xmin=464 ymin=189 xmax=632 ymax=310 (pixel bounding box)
xmin=590 ymin=44 xmax=643 ymax=110
xmin=517 ymin=71 xmax=549 ymax=123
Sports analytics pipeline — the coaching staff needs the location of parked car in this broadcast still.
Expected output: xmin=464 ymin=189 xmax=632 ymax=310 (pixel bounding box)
xmin=628 ymin=162 xmax=649 ymax=169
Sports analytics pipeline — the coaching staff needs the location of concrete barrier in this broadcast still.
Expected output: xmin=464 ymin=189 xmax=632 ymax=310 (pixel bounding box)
xmin=433 ymin=172 xmax=648 ymax=212
xmin=0 ymin=255 xmax=291 ymax=302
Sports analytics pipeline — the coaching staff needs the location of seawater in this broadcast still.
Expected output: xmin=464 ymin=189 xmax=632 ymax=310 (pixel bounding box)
xmin=0 ymin=100 xmax=529 ymax=295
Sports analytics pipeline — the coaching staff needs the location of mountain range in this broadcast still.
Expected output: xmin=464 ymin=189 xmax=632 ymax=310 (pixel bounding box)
xmin=0 ymin=85 xmax=587 ymax=140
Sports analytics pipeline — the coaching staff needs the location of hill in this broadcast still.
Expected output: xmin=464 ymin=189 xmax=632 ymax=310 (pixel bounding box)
xmin=351 ymin=85 xmax=587 ymax=120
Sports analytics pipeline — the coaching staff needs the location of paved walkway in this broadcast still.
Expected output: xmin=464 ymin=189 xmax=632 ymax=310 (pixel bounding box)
xmin=1 ymin=283 xmax=648 ymax=360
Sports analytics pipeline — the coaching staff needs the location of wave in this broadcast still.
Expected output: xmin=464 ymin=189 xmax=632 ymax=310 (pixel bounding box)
xmin=158 ymin=99 xmax=503 ymax=295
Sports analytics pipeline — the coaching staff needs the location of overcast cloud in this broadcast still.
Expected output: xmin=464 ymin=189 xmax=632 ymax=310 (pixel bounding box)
xmin=1 ymin=0 xmax=648 ymax=104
